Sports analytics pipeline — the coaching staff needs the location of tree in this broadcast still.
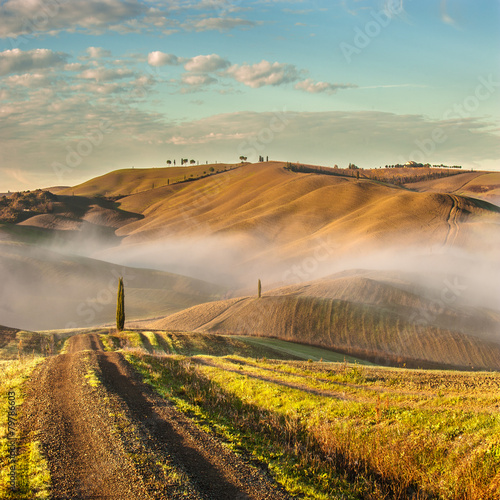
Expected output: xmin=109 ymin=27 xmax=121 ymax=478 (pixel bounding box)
xmin=166 ymin=160 xmax=172 ymax=165
xmin=239 ymin=156 xmax=247 ymax=162
xmin=116 ymin=277 xmax=125 ymax=332
xmin=356 ymin=170 xmax=360 ymax=180
xmin=190 ymin=159 xmax=196 ymax=165
xmin=258 ymin=279 xmax=262 ymax=299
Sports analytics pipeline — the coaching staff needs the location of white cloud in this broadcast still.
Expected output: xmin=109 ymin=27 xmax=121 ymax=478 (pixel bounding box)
xmin=0 ymin=0 xmax=146 ymax=38
xmin=0 ymin=0 xmax=258 ymax=39
xmin=147 ymin=51 xmax=181 ymax=67
xmin=3 ymin=73 xmax=52 ymax=88
xmin=86 ymin=47 xmax=112 ymax=59
xmin=181 ymin=73 xmax=217 ymax=86
xmin=0 ymin=49 xmax=68 ymax=76
xmin=65 ymin=63 xmax=86 ymax=72
xmin=190 ymin=17 xmax=256 ymax=32
xmin=184 ymin=54 xmax=230 ymax=72
xmin=78 ymin=67 xmax=135 ymax=82
xmin=295 ymin=78 xmax=357 ymax=94
xmin=226 ymin=60 xmax=301 ymax=88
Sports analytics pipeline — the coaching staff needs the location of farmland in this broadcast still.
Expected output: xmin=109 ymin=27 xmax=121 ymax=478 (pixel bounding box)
xmin=2 ymin=329 xmax=499 ymax=498
xmin=127 ymin=350 xmax=500 ymax=499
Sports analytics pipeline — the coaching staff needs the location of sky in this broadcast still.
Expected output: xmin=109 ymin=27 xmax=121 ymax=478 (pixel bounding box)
xmin=0 ymin=0 xmax=499 ymax=192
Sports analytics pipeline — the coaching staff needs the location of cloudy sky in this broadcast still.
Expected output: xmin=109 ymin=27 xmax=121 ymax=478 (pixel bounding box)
xmin=0 ymin=0 xmax=499 ymax=191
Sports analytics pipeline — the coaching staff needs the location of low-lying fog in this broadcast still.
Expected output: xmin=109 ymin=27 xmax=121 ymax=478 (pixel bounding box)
xmin=1 ymin=216 xmax=499 ymax=333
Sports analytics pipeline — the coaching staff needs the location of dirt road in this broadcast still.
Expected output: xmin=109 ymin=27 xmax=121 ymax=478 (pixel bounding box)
xmin=21 ymin=333 xmax=288 ymax=499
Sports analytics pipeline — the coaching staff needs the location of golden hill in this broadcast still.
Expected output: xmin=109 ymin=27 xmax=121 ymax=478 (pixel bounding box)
xmin=59 ymin=164 xmax=240 ymax=197
xmin=84 ymin=162 xmax=500 ymax=287
xmin=0 ymin=193 xmax=142 ymax=250
xmin=3 ymin=161 xmax=500 ymax=368
xmin=114 ymin=162 xmax=498 ymax=245
xmin=0 ymin=324 xmax=19 ymax=349
xmin=0 ymin=241 xmax=224 ymax=331
xmin=8 ymin=163 xmax=500 ymax=271
xmin=406 ymin=171 xmax=500 ymax=206
xmin=147 ymin=270 xmax=500 ymax=370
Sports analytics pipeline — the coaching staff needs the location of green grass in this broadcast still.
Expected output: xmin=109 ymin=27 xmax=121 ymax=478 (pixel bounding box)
xmin=0 ymin=357 xmax=51 ymax=499
xmin=116 ymin=331 xmax=145 ymax=350
xmin=233 ymin=336 xmax=371 ymax=364
xmin=102 ymin=329 xmax=369 ymax=362
xmin=126 ymin=353 xmax=500 ymax=499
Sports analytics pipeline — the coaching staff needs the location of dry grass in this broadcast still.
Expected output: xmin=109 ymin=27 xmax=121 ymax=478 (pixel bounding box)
xmin=407 ymin=171 xmax=500 ymax=206
xmin=98 ymin=163 xmax=500 ymax=267
xmin=128 ymin=352 xmax=500 ymax=499
xmin=148 ymin=278 xmax=500 ymax=371
xmin=0 ymin=357 xmax=50 ymax=499
xmin=58 ymin=163 xmax=241 ymax=198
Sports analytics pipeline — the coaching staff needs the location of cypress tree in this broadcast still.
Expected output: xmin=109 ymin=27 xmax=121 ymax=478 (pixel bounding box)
xmin=258 ymin=279 xmax=262 ymax=299
xmin=116 ymin=277 xmax=125 ymax=332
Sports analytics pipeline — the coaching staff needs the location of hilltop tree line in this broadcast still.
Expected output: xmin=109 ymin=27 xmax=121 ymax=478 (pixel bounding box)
xmin=384 ymin=163 xmax=462 ymax=169
xmin=165 ymin=155 xmax=253 ymax=166
xmin=283 ymin=162 xmax=467 ymax=186
xmin=284 ymin=162 xmax=359 ymax=178
xmin=370 ymin=169 xmax=464 ymax=186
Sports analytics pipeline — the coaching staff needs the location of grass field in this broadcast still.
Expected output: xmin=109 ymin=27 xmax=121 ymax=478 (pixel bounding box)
xmin=149 ymin=294 xmax=500 ymax=371
xmin=126 ymin=351 xmax=500 ymax=499
xmin=106 ymin=329 xmax=371 ymax=362
xmin=232 ymin=335 xmax=372 ymax=364
xmin=0 ymin=357 xmax=50 ymax=499
xmin=2 ymin=328 xmax=499 ymax=498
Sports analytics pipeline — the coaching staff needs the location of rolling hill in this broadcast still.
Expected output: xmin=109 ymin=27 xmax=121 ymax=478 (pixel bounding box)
xmin=147 ymin=269 xmax=500 ymax=370
xmin=2 ymin=162 xmax=499 ymax=369
xmin=70 ymin=162 xmax=500 ymax=288
xmin=58 ymin=164 xmax=240 ymax=198
xmin=0 ymin=241 xmax=225 ymax=331
xmin=5 ymin=163 xmax=500 ymax=278
xmin=405 ymin=171 xmax=500 ymax=206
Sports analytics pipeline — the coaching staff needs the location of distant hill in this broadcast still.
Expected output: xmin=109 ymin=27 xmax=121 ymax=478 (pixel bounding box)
xmin=81 ymin=162 xmax=500 ymax=288
xmin=405 ymin=171 xmax=500 ymax=206
xmin=2 ymin=161 xmax=499 ymax=370
xmin=4 ymin=164 xmax=500 ymax=269
xmin=0 ymin=193 xmax=142 ymax=252
xmin=58 ymin=164 xmax=240 ymax=198
xmin=147 ymin=270 xmax=500 ymax=370
xmin=0 ymin=241 xmax=225 ymax=330
xmin=0 ymin=325 xmax=19 ymax=349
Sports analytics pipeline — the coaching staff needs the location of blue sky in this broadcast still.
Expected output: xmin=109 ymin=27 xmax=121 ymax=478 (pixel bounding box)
xmin=0 ymin=0 xmax=499 ymax=191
